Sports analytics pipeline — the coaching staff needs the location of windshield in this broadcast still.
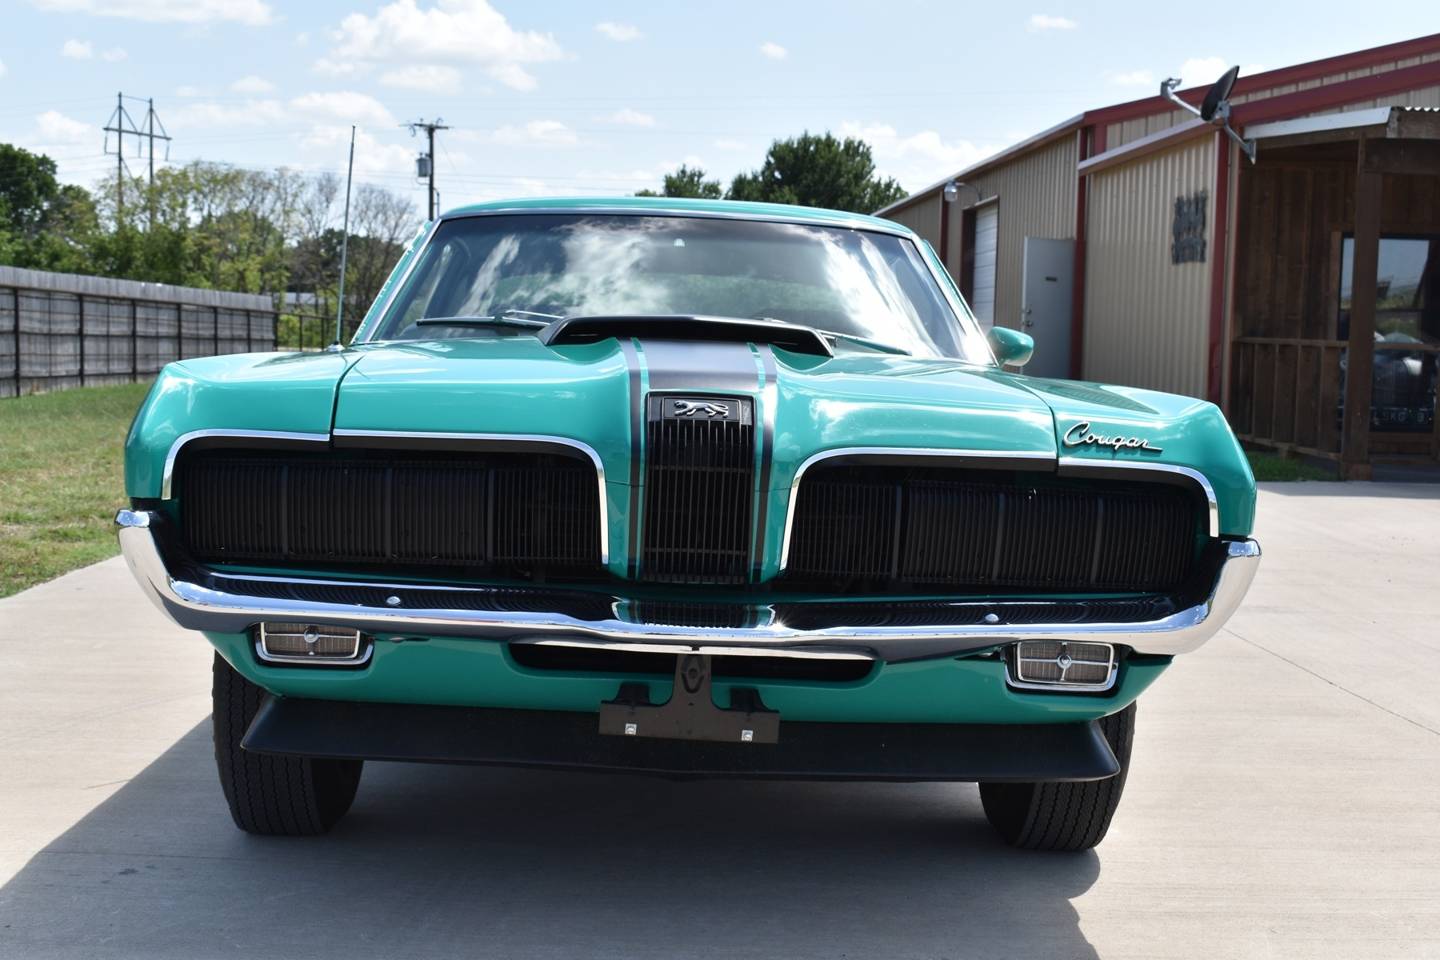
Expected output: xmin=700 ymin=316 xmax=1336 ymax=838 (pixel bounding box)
xmin=369 ymin=213 xmax=993 ymax=362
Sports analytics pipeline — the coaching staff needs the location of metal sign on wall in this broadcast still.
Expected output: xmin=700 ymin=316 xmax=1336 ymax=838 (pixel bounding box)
xmin=1171 ymin=191 xmax=1208 ymax=264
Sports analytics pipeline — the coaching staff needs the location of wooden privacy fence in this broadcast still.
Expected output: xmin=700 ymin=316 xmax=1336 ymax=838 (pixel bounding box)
xmin=0 ymin=266 xmax=277 ymax=398
xmin=1231 ymin=335 xmax=1440 ymax=459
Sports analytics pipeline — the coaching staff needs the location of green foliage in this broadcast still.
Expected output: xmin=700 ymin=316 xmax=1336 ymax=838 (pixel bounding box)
xmin=1245 ymin=451 xmax=1336 ymax=482
xmin=0 ymin=144 xmax=102 ymax=272
xmin=637 ymin=133 xmax=909 ymax=214
xmin=0 ymin=147 xmax=418 ymax=349
xmin=636 ymin=164 xmax=723 ymax=199
xmin=726 ymin=132 xmax=908 ymax=213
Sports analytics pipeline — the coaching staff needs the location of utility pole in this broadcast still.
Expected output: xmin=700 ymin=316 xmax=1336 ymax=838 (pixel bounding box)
xmin=103 ymin=93 xmax=168 ymax=220
xmin=102 ymin=93 xmax=141 ymax=215
xmin=405 ymin=118 xmax=450 ymax=219
xmin=141 ymin=98 xmax=171 ymax=186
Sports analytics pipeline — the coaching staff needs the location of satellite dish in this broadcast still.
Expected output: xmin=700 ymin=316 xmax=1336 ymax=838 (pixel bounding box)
xmin=1200 ymin=65 xmax=1241 ymax=122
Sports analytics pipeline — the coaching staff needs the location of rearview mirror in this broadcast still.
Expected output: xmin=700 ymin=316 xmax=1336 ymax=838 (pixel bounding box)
xmin=989 ymin=326 xmax=1034 ymax=367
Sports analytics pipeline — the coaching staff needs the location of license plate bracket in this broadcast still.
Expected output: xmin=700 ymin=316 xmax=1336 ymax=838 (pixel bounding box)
xmin=599 ymin=653 xmax=779 ymax=744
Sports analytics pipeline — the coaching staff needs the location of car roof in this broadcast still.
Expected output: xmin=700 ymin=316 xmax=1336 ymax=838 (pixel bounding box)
xmin=437 ymin=196 xmax=915 ymax=237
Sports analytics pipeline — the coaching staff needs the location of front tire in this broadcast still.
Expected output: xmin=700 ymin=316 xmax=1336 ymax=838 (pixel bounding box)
xmin=212 ymin=653 xmax=363 ymax=836
xmin=979 ymin=702 xmax=1136 ymax=851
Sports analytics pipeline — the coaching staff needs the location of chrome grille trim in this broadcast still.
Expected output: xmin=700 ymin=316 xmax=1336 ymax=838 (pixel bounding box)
xmin=115 ymin=510 xmax=1261 ymax=660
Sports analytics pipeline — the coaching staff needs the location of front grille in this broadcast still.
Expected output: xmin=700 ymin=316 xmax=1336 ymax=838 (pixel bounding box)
xmin=640 ymin=395 xmax=755 ymax=584
xmin=178 ymin=449 xmax=602 ymax=577
xmin=785 ymin=465 xmax=1199 ymax=594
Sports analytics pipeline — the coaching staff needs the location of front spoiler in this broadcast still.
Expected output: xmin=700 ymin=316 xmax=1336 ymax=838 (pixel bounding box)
xmin=116 ymin=509 xmax=1260 ymax=661
xmin=242 ymin=696 xmax=1121 ymax=782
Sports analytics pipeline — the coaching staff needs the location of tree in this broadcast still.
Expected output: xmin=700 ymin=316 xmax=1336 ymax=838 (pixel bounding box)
xmin=726 ymin=132 xmax=907 ymax=213
xmin=636 ymin=164 xmax=722 ymax=199
xmin=0 ymin=144 xmax=101 ymax=272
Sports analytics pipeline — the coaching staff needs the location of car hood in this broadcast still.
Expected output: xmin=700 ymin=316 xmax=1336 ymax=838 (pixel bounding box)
xmin=331 ymin=339 xmax=1060 ymax=482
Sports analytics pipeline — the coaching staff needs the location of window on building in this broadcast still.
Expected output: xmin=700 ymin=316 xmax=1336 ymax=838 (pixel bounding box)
xmin=1338 ymin=234 xmax=1440 ymax=433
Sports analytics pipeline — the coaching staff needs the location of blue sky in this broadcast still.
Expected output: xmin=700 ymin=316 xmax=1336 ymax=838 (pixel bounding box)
xmin=1 ymin=0 xmax=1435 ymax=212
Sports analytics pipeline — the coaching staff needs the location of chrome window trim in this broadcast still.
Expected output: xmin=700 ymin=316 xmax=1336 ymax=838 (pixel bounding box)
xmin=777 ymin=447 xmax=1058 ymax=572
xmin=1056 ymin=457 xmax=1220 ymax=538
xmin=114 ymin=512 xmax=1262 ymax=660
xmin=161 ymin=429 xmax=331 ymax=499
xmin=331 ymin=428 xmax=610 ymax=565
xmin=355 ymin=208 xmax=998 ymax=366
xmin=352 ymin=216 xmax=441 ymax=343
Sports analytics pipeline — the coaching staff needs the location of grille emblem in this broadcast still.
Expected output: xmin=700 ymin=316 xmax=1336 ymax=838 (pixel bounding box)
xmin=1062 ymin=421 xmax=1163 ymax=453
xmin=669 ymin=398 xmax=732 ymax=419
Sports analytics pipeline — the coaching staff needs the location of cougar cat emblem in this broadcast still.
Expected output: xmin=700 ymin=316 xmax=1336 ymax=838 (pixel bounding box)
xmin=671 ymin=399 xmax=731 ymax=418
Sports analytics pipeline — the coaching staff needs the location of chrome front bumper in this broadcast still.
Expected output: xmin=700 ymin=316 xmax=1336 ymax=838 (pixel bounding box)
xmin=116 ymin=509 xmax=1260 ymax=662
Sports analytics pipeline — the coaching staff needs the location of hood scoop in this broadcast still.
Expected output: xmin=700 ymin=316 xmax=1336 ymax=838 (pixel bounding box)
xmin=538 ymin=315 xmax=833 ymax=357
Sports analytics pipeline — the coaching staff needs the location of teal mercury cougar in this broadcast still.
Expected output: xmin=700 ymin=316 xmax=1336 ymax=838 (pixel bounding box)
xmin=116 ymin=197 xmax=1260 ymax=850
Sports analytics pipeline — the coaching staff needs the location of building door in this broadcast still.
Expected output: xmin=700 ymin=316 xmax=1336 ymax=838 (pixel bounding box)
xmin=970 ymin=203 xmax=998 ymax=329
xmin=1020 ymin=237 xmax=1075 ymax=379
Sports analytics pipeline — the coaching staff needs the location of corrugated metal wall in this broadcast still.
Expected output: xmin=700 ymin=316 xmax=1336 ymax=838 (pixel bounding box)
xmin=947 ymin=133 xmax=1078 ymax=330
xmin=1104 ymin=52 xmax=1440 ymax=148
xmin=883 ymin=194 xmax=943 ymax=251
xmin=877 ymin=133 xmax=1077 ymax=330
xmin=1082 ymin=136 xmax=1217 ymax=398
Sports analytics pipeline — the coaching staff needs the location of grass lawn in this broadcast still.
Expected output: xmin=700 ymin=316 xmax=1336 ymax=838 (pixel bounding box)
xmin=0 ymin=382 xmax=151 ymax=598
xmin=1246 ymin=450 xmax=1336 ymax=482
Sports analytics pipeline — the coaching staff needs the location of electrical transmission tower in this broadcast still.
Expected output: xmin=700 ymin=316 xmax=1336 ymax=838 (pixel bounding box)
xmin=103 ymin=93 xmax=171 ymax=217
xmin=405 ymin=118 xmax=450 ymax=219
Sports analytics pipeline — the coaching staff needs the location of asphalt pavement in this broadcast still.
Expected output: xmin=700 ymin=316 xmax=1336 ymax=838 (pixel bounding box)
xmin=1 ymin=482 xmax=1437 ymax=959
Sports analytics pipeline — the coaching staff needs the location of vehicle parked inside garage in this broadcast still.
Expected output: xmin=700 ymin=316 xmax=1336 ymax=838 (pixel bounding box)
xmin=116 ymin=197 xmax=1259 ymax=849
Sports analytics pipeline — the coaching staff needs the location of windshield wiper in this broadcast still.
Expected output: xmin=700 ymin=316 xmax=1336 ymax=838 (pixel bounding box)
xmin=749 ymin=315 xmax=909 ymax=356
xmin=412 ymin=314 xmax=549 ymax=330
xmin=816 ymin=330 xmax=911 ymax=356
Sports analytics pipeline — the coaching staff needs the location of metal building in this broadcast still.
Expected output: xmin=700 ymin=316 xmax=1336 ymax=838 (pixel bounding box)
xmin=877 ymin=33 xmax=1440 ymax=476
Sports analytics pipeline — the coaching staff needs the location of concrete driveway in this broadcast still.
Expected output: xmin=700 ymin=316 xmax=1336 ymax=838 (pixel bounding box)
xmin=1 ymin=483 xmax=1437 ymax=960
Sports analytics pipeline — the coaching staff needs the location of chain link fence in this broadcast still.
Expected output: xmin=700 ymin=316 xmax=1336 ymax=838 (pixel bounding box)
xmin=0 ymin=266 xmax=277 ymax=398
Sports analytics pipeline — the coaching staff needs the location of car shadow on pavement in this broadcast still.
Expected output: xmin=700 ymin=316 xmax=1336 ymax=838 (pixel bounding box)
xmin=0 ymin=720 xmax=1102 ymax=960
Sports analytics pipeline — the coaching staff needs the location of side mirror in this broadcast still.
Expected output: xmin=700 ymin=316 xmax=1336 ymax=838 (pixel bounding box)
xmin=989 ymin=326 xmax=1034 ymax=367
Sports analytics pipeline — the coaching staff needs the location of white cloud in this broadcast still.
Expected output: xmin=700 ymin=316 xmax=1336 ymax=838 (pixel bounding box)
xmin=839 ymin=120 xmax=999 ymax=192
xmin=29 ymin=0 xmax=273 ymax=25
xmin=713 ymin=138 xmax=748 ymax=151
xmin=290 ymin=90 xmax=394 ymax=127
xmin=295 ymin=31 xmax=309 ymax=46
xmin=168 ymin=98 xmax=287 ymax=129
xmin=174 ymin=84 xmax=207 ymax=97
xmin=381 ymin=64 xmax=463 ymax=94
xmin=0 ymin=57 xmax=7 ymax=79
xmin=312 ymin=56 xmax=362 ymax=77
xmin=299 ymin=124 xmax=417 ymax=181
xmin=230 ymin=74 xmax=275 ymax=94
xmin=101 ymin=46 xmax=127 ymax=61
xmin=61 ymin=39 xmax=93 ymax=59
xmin=759 ymin=41 xmax=787 ymax=60
xmin=322 ymin=0 xmax=563 ymax=92
xmin=1028 ymin=14 xmax=1077 ymax=30
xmin=602 ymin=107 xmax=655 ymax=127
xmin=594 ymin=21 xmax=641 ymax=42
xmin=1108 ymin=69 xmax=1154 ymax=87
xmin=36 ymin=109 xmax=92 ymax=144
xmin=487 ymin=119 xmax=578 ymax=147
